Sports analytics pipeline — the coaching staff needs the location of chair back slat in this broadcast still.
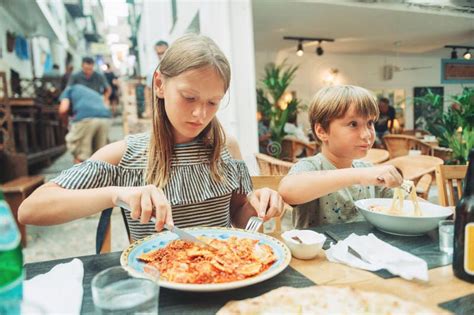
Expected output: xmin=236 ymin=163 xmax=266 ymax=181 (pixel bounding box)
xmin=435 ymin=164 xmax=468 ymax=207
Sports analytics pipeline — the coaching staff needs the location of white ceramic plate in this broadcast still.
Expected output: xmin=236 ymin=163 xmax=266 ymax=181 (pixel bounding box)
xmin=120 ymin=227 xmax=291 ymax=292
xmin=355 ymin=198 xmax=453 ymax=236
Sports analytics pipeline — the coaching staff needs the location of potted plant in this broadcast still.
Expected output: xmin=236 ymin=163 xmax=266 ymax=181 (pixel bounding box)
xmin=415 ymin=87 xmax=474 ymax=164
xmin=256 ymin=60 xmax=305 ymax=156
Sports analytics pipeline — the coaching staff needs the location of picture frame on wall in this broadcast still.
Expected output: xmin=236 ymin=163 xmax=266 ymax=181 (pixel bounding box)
xmin=413 ymin=86 xmax=444 ymax=130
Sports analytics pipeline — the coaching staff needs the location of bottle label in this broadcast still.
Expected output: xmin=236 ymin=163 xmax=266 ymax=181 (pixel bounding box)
xmin=465 ymin=222 xmax=474 ymax=276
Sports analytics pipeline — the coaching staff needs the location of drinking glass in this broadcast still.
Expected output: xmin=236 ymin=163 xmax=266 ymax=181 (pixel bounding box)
xmin=91 ymin=266 xmax=159 ymax=315
xmin=438 ymin=219 xmax=454 ymax=254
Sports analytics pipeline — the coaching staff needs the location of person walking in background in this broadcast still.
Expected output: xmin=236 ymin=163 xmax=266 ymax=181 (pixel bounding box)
xmin=58 ymin=84 xmax=112 ymax=164
xmin=104 ymin=63 xmax=119 ymax=116
xmin=67 ymin=57 xmax=111 ymax=105
xmin=374 ymin=97 xmax=395 ymax=147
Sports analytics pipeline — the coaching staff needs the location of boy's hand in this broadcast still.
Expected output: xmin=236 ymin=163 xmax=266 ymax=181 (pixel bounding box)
xmin=247 ymin=188 xmax=285 ymax=221
xmin=358 ymin=165 xmax=403 ymax=188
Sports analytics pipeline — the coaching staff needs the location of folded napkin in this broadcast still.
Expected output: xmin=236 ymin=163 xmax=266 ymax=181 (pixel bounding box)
xmin=325 ymin=233 xmax=429 ymax=281
xmin=24 ymin=258 xmax=84 ymax=314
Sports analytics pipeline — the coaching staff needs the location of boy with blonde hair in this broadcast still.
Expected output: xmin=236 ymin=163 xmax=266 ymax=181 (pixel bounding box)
xmin=279 ymin=85 xmax=402 ymax=228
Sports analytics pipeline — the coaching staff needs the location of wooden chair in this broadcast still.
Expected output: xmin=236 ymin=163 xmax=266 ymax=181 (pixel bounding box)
xmin=382 ymin=155 xmax=443 ymax=184
xmin=255 ymin=153 xmax=294 ymax=175
xmin=415 ymin=174 xmax=433 ymax=200
xmin=435 ymin=164 xmax=468 ymax=207
xmin=383 ymin=134 xmax=433 ymax=158
xmin=0 ymin=175 xmax=45 ymax=246
xmin=281 ymin=137 xmax=318 ymax=162
xmin=360 ymin=148 xmax=390 ymax=164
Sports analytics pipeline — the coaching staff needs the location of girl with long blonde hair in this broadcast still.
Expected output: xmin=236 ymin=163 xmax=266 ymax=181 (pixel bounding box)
xmin=19 ymin=34 xmax=284 ymax=241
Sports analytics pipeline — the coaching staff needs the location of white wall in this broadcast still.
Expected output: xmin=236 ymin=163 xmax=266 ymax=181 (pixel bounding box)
xmin=255 ymin=49 xmax=474 ymax=132
xmin=137 ymin=0 xmax=259 ymax=166
xmin=137 ymin=0 xmax=171 ymax=80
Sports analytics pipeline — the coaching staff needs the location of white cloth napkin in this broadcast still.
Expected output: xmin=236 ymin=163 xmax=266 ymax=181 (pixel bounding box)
xmin=24 ymin=258 xmax=84 ymax=314
xmin=325 ymin=233 xmax=429 ymax=281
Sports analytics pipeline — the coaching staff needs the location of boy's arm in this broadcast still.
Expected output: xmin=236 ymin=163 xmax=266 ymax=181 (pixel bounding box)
xmin=279 ymin=168 xmax=361 ymax=205
xmin=279 ymin=165 xmax=403 ymax=205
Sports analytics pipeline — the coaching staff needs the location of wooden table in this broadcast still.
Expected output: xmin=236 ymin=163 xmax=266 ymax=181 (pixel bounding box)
xmin=360 ymin=148 xmax=390 ymax=164
xmin=25 ymin=223 xmax=473 ymax=314
xmin=382 ymin=155 xmax=444 ymax=182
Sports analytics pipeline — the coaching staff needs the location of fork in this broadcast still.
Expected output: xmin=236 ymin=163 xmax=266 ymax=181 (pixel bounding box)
xmin=376 ymin=177 xmax=413 ymax=194
xmin=245 ymin=216 xmax=264 ymax=232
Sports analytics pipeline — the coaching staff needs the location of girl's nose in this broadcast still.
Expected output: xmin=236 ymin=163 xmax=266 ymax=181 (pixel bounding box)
xmin=191 ymin=103 xmax=207 ymax=119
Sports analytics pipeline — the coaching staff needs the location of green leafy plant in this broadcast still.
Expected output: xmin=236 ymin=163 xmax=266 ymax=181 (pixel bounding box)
xmin=415 ymin=87 xmax=474 ymax=163
xmin=256 ymin=60 xmax=305 ymax=155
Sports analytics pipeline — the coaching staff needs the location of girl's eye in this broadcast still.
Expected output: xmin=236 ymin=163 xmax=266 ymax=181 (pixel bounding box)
xmin=184 ymin=96 xmax=196 ymax=102
xmin=349 ymin=121 xmax=357 ymax=127
xmin=208 ymin=101 xmax=217 ymax=106
xmin=367 ymin=120 xmax=374 ymax=127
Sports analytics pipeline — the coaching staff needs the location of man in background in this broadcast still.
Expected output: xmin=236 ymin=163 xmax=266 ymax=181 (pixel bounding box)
xmin=375 ymin=97 xmax=396 ymax=146
xmin=143 ymin=40 xmax=169 ymax=117
xmin=59 ymin=84 xmax=112 ymax=164
xmin=68 ymin=57 xmax=111 ymax=105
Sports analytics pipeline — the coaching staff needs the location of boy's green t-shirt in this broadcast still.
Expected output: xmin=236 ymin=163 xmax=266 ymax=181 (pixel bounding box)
xmin=289 ymin=153 xmax=393 ymax=228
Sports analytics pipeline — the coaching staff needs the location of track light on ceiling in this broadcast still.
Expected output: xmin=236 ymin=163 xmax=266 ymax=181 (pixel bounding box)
xmin=316 ymin=41 xmax=324 ymax=56
xmin=445 ymin=45 xmax=474 ymax=60
xmin=284 ymin=36 xmax=335 ymax=57
xmin=463 ymin=49 xmax=472 ymax=60
xmin=296 ymin=40 xmax=304 ymax=57
xmin=451 ymin=48 xmax=458 ymax=59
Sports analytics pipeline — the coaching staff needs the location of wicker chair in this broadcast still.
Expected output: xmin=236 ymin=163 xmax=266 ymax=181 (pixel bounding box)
xmin=255 ymin=153 xmax=294 ymax=175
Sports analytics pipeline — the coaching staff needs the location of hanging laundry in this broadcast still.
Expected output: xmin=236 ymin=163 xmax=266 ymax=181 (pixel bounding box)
xmin=14 ymin=35 xmax=29 ymax=60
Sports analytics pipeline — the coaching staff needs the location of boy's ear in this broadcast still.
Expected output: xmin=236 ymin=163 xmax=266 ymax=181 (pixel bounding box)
xmin=314 ymin=124 xmax=329 ymax=142
xmin=154 ymin=71 xmax=165 ymax=98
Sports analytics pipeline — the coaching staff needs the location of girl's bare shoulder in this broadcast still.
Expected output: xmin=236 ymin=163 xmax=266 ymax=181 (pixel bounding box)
xmin=89 ymin=140 xmax=127 ymax=165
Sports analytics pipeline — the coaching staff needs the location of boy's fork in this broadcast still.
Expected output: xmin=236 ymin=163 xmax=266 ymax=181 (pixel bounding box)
xmin=245 ymin=216 xmax=264 ymax=232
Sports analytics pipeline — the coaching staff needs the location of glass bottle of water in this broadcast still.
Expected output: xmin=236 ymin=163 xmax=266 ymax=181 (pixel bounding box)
xmin=0 ymin=189 xmax=23 ymax=314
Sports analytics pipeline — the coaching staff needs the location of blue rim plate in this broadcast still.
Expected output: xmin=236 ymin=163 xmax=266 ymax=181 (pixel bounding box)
xmin=120 ymin=227 xmax=291 ymax=292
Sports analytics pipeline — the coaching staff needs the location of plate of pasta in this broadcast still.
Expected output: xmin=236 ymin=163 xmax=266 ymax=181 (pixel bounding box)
xmin=355 ymin=195 xmax=453 ymax=236
xmin=120 ymin=227 xmax=291 ymax=292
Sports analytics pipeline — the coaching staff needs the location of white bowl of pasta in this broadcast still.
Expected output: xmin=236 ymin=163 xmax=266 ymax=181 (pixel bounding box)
xmin=355 ymin=198 xmax=453 ymax=236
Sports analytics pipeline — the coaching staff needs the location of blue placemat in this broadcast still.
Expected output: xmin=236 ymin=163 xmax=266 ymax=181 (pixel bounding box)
xmin=439 ymin=293 xmax=474 ymax=315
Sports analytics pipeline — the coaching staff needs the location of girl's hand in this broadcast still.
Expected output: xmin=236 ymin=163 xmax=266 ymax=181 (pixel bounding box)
xmin=247 ymin=188 xmax=285 ymax=221
xmin=358 ymin=165 xmax=403 ymax=188
xmin=113 ymin=185 xmax=173 ymax=231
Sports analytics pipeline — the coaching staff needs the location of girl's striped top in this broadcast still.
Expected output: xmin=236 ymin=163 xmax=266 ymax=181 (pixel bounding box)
xmin=52 ymin=133 xmax=253 ymax=241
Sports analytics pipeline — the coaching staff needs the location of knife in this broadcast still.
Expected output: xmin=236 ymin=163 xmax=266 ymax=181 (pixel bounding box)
xmin=324 ymin=230 xmax=371 ymax=264
xmin=116 ymin=200 xmax=212 ymax=248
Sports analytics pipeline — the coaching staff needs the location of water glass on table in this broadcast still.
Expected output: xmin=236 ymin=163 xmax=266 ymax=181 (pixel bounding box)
xmin=438 ymin=219 xmax=454 ymax=255
xmin=91 ymin=266 xmax=159 ymax=315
